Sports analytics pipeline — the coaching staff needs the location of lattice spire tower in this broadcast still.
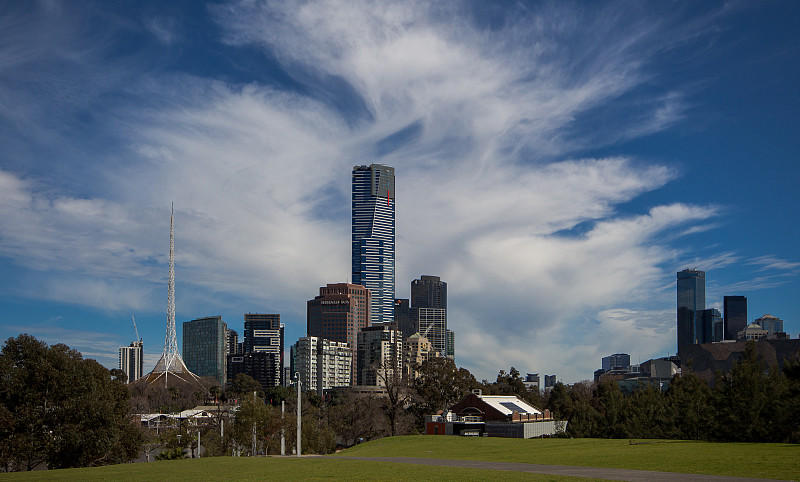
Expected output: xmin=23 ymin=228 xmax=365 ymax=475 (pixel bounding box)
xmin=146 ymin=203 xmax=200 ymax=386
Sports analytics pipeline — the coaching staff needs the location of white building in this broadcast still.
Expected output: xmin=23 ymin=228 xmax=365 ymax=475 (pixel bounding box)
xmin=119 ymin=341 xmax=143 ymax=384
xmin=292 ymin=336 xmax=352 ymax=394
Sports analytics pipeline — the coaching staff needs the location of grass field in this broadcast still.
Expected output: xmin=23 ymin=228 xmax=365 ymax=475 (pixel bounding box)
xmin=339 ymin=436 xmax=800 ymax=480
xmin=0 ymin=456 xmax=598 ymax=481
xmin=1 ymin=437 xmax=797 ymax=480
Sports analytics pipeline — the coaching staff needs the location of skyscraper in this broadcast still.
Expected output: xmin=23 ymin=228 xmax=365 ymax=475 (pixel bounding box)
xmin=698 ymin=308 xmax=722 ymax=345
xmin=723 ymin=296 xmax=747 ymax=341
xmin=677 ymin=268 xmax=705 ymax=356
xmin=119 ymin=341 xmax=143 ymax=384
xmin=307 ymin=283 xmax=370 ymax=383
xmin=411 ymin=275 xmax=451 ymax=358
xmin=183 ymin=316 xmax=228 ymax=386
xmin=243 ymin=313 xmax=284 ymax=387
xmin=411 ymin=275 xmax=447 ymax=311
xmin=352 ymin=164 xmax=395 ymax=325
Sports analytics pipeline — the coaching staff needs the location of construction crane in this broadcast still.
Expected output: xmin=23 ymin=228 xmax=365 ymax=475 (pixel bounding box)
xmin=132 ymin=315 xmax=142 ymax=343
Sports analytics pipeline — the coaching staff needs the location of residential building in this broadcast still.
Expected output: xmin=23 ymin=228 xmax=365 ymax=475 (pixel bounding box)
xmin=291 ymin=336 xmax=352 ymax=395
xmin=677 ymin=268 xmax=705 ymax=356
xmin=724 ymin=296 xmax=747 ymax=341
xmin=446 ymin=329 xmax=455 ymax=360
xmin=602 ymin=353 xmax=630 ymax=372
xmin=227 ymin=352 xmax=282 ymax=390
xmin=227 ymin=329 xmax=241 ymax=355
xmin=352 ymin=164 xmax=395 ymax=325
xmin=755 ymin=314 xmax=784 ymax=336
xmin=403 ymin=333 xmax=438 ymax=379
xmin=182 ymin=316 xmax=227 ymax=386
xmin=356 ymin=324 xmax=402 ymax=386
xmin=119 ymin=341 xmax=143 ymax=384
xmin=243 ymin=313 xmax=284 ymax=387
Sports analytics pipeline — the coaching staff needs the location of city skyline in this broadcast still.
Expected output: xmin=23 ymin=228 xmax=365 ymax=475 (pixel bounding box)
xmin=1 ymin=1 xmax=799 ymax=383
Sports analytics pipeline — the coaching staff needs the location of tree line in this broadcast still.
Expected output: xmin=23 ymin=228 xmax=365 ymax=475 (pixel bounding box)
xmin=2 ymin=334 xmax=798 ymax=470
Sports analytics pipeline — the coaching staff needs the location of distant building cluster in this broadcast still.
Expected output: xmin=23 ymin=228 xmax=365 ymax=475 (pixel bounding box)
xmin=119 ymin=165 xmax=466 ymax=393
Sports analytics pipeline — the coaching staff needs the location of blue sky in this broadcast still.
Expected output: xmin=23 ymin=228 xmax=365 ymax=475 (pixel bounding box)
xmin=1 ymin=0 xmax=798 ymax=383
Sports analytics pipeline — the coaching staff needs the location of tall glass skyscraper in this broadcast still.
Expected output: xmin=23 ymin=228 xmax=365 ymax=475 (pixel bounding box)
xmin=677 ymin=268 xmax=705 ymax=356
xmin=182 ymin=316 xmax=228 ymax=386
xmin=352 ymin=164 xmax=395 ymax=325
xmin=723 ymin=295 xmax=747 ymax=341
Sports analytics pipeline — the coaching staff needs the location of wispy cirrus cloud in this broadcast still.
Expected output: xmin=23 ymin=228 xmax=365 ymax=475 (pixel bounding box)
xmin=1 ymin=0 xmax=794 ymax=381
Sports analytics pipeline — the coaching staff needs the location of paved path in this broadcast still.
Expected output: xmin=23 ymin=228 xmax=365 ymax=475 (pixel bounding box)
xmin=334 ymin=456 xmax=791 ymax=482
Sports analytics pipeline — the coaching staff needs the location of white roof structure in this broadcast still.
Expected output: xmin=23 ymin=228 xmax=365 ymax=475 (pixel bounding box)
xmin=477 ymin=395 xmax=542 ymax=416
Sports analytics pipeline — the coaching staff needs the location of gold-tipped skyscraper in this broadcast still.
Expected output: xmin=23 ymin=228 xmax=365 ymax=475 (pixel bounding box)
xmin=146 ymin=203 xmax=200 ymax=386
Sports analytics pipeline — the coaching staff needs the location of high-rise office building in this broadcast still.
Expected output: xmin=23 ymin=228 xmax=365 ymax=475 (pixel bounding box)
xmin=291 ymin=336 xmax=352 ymax=395
xmin=677 ymin=268 xmax=705 ymax=356
xmin=243 ymin=313 xmax=284 ymax=387
xmin=119 ymin=341 xmax=143 ymax=384
xmin=411 ymin=275 xmax=447 ymax=311
xmin=356 ymin=324 xmax=402 ymax=386
xmin=754 ymin=314 xmax=784 ymax=336
xmin=602 ymin=353 xmax=630 ymax=372
xmin=415 ymin=308 xmax=447 ymax=357
xmin=394 ymin=298 xmax=415 ymax=340
xmin=410 ymin=275 xmax=452 ymax=358
xmin=352 ymin=164 xmax=395 ymax=325
xmin=698 ymin=308 xmax=722 ymax=344
xmin=183 ymin=316 xmax=228 ymax=386
xmin=307 ymin=283 xmax=371 ymax=349
xmin=724 ymin=296 xmax=747 ymax=341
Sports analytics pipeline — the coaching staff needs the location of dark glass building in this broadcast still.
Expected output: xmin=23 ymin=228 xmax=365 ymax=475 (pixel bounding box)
xmin=352 ymin=164 xmax=395 ymax=325
xmin=602 ymin=353 xmax=630 ymax=371
xmin=677 ymin=268 xmax=705 ymax=356
xmin=243 ymin=313 xmax=284 ymax=387
xmin=411 ymin=275 xmax=447 ymax=311
xmin=723 ymin=296 xmax=747 ymax=341
xmin=182 ymin=316 xmax=227 ymax=385
xmin=393 ymin=298 xmax=415 ymax=340
xmin=698 ymin=308 xmax=722 ymax=344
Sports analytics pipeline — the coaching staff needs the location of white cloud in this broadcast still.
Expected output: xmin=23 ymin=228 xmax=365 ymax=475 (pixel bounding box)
xmin=4 ymin=0 xmax=791 ymax=382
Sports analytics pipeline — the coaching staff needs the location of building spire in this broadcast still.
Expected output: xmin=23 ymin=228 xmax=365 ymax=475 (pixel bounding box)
xmin=146 ymin=203 xmax=200 ymax=387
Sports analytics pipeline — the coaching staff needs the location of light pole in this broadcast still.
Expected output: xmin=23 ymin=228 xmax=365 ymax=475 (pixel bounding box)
xmin=295 ymin=372 xmax=301 ymax=457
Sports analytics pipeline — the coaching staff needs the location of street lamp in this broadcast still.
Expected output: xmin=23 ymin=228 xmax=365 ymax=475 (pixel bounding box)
xmin=295 ymin=372 xmax=301 ymax=457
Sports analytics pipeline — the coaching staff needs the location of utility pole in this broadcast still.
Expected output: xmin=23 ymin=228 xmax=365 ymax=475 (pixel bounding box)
xmin=281 ymin=400 xmax=285 ymax=456
xmin=296 ymin=372 xmax=301 ymax=457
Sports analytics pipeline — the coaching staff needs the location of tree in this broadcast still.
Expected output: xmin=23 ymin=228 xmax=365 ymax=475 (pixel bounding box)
xmin=411 ymin=357 xmax=480 ymax=428
xmin=713 ymin=342 xmax=780 ymax=442
xmin=596 ymin=381 xmax=628 ymax=438
xmin=0 ymin=334 xmax=143 ymax=471
xmin=666 ymin=371 xmax=713 ymax=440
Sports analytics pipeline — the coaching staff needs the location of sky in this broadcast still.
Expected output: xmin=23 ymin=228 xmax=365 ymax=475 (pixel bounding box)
xmin=1 ymin=0 xmax=798 ymax=384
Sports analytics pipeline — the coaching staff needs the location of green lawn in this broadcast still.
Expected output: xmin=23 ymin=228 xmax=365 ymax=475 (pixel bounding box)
xmin=338 ymin=436 xmax=800 ymax=480
xmin=0 ymin=457 xmax=597 ymax=481
xmin=2 ymin=437 xmax=798 ymax=480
